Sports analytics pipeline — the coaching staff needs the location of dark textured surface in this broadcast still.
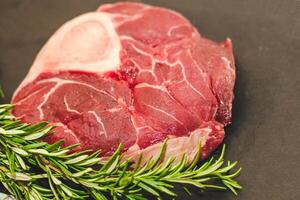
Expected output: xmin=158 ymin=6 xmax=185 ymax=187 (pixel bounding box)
xmin=0 ymin=0 xmax=299 ymax=199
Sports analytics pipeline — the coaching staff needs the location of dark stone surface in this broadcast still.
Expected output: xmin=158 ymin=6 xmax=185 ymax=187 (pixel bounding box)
xmin=0 ymin=0 xmax=299 ymax=199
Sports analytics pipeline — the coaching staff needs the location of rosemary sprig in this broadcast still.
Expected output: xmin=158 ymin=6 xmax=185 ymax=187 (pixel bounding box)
xmin=0 ymin=104 xmax=242 ymax=200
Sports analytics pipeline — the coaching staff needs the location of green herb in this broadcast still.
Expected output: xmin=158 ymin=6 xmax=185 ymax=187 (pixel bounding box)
xmin=0 ymin=104 xmax=242 ymax=200
xmin=0 ymin=87 xmax=4 ymax=98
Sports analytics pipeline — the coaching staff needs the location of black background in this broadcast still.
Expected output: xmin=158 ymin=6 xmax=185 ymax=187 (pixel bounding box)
xmin=0 ymin=0 xmax=299 ymax=199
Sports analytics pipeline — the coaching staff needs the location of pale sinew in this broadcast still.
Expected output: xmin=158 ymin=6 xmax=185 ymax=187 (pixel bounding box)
xmin=12 ymin=2 xmax=236 ymax=162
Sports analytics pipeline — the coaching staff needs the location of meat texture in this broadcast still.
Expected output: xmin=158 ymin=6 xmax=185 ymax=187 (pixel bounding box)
xmin=12 ymin=3 xmax=236 ymax=161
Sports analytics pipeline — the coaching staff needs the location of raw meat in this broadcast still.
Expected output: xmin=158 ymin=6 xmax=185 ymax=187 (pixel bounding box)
xmin=12 ymin=2 xmax=235 ymax=161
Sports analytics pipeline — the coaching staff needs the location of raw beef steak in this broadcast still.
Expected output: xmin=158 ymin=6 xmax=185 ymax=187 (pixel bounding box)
xmin=12 ymin=2 xmax=236 ymax=161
